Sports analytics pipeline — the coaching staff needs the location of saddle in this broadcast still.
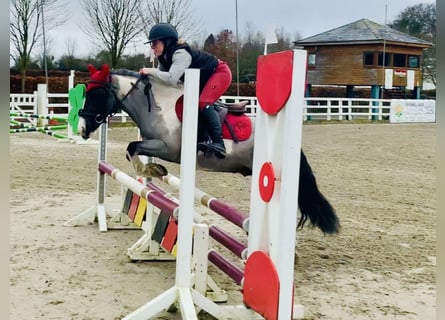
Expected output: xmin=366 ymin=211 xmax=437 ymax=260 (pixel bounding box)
xmin=175 ymin=99 xmax=253 ymax=143
xmin=215 ymin=100 xmax=250 ymax=114
xmin=212 ymin=101 xmax=251 ymax=143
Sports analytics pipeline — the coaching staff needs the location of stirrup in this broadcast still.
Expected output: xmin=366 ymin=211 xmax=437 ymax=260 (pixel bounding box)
xmin=197 ymin=142 xmax=226 ymax=159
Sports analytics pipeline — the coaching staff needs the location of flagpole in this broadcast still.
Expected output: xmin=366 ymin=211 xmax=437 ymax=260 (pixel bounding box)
xmin=235 ymin=0 xmax=240 ymax=96
xmin=381 ymin=3 xmax=387 ymax=99
xmin=40 ymin=0 xmax=48 ymax=85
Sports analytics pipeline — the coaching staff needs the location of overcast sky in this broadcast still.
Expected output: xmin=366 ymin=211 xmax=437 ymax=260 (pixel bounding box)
xmin=46 ymin=0 xmax=435 ymax=59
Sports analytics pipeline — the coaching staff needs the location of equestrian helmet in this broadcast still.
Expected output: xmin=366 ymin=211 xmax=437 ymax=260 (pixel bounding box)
xmin=147 ymin=23 xmax=178 ymax=43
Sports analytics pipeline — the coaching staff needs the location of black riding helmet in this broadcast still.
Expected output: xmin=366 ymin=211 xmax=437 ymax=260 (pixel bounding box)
xmin=146 ymin=23 xmax=178 ymax=44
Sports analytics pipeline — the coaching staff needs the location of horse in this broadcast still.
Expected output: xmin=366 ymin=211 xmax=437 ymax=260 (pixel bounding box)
xmin=77 ymin=64 xmax=340 ymax=234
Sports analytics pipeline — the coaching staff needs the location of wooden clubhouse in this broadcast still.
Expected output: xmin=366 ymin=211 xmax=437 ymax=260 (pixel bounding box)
xmin=293 ymin=18 xmax=432 ymax=99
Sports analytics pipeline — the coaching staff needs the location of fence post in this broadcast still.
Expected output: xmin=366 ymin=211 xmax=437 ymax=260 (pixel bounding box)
xmin=69 ymin=70 xmax=75 ymax=90
xmin=37 ymin=84 xmax=48 ymax=126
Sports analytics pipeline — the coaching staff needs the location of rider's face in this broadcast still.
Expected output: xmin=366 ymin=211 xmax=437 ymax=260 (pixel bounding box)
xmin=150 ymin=40 xmax=164 ymax=57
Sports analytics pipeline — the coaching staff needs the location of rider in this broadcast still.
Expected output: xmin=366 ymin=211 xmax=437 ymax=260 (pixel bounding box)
xmin=139 ymin=22 xmax=232 ymax=159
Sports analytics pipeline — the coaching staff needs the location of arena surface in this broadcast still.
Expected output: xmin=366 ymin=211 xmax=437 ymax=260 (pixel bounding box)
xmin=10 ymin=123 xmax=436 ymax=319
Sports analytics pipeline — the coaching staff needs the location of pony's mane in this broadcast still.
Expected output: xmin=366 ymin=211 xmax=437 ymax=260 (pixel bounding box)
xmin=111 ymin=69 xmax=140 ymax=78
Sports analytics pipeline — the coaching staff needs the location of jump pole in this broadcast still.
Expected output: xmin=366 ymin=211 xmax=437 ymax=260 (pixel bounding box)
xmin=91 ymin=162 xmax=244 ymax=303
xmin=144 ymin=180 xmax=248 ymax=259
xmin=138 ymin=177 xmax=248 ymax=302
xmin=97 ymin=161 xmax=179 ymax=215
xmin=160 ymin=174 xmax=250 ymax=231
xmin=10 ymin=112 xmax=68 ymax=122
xmin=125 ymin=158 xmax=250 ymax=262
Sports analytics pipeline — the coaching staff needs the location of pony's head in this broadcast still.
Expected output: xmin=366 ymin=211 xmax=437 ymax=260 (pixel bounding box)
xmin=78 ymin=64 xmax=119 ymax=139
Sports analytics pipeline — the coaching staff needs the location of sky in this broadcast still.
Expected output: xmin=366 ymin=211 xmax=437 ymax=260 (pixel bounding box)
xmin=41 ymin=0 xmax=436 ymax=59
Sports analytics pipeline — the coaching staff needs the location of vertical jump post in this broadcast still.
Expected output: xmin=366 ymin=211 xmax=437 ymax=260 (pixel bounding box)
xmin=244 ymin=49 xmax=307 ymax=320
xmin=124 ymin=69 xmax=232 ymax=320
xmin=63 ymin=121 xmax=108 ymax=231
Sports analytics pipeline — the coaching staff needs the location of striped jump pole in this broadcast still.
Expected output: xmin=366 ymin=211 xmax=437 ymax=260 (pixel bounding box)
xmin=10 ymin=121 xmax=35 ymax=128
xmin=9 ymin=119 xmax=24 ymax=126
xmin=208 ymin=249 xmax=244 ymax=286
xmin=146 ymin=181 xmax=248 ymax=259
xmin=146 ymin=181 xmax=249 ymax=302
xmin=148 ymin=181 xmax=248 ymax=252
xmin=10 ymin=112 xmax=68 ymax=122
xmin=208 ymin=224 xmax=248 ymax=259
xmin=38 ymin=130 xmax=69 ymax=140
xmin=10 ymin=125 xmax=67 ymax=133
xmin=98 ymin=160 xmax=179 ymax=218
xmin=146 ymin=181 xmax=248 ymax=293
xmin=160 ymin=174 xmax=250 ymax=232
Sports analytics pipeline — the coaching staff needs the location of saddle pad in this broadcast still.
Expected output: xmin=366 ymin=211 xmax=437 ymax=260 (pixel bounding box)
xmin=221 ymin=113 xmax=252 ymax=141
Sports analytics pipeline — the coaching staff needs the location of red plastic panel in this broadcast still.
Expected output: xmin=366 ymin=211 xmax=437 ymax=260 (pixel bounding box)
xmin=256 ymin=50 xmax=293 ymax=115
xmin=243 ymin=251 xmax=280 ymax=320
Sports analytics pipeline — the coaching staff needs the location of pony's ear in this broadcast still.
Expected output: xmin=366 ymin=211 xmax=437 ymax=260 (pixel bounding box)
xmin=101 ymin=64 xmax=109 ymax=74
xmin=86 ymin=63 xmax=111 ymax=92
xmin=88 ymin=64 xmax=98 ymax=76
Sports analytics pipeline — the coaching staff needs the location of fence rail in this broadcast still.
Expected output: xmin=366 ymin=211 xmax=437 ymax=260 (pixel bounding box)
xmin=219 ymin=96 xmax=393 ymax=121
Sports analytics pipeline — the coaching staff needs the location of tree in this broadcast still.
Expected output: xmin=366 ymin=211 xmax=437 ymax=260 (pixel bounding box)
xmin=35 ymin=37 xmax=55 ymax=70
xmin=239 ymin=24 xmax=263 ymax=83
xmin=237 ymin=24 xmax=297 ymax=83
xmin=141 ymin=0 xmax=203 ymax=42
xmin=205 ymin=29 xmax=237 ymax=77
xmin=119 ymin=54 xmax=147 ymax=70
xmin=80 ymin=0 xmax=145 ymax=68
xmin=390 ymin=3 xmax=436 ymax=86
xmin=10 ymin=0 xmax=66 ymax=91
xmin=63 ymin=37 xmax=78 ymax=58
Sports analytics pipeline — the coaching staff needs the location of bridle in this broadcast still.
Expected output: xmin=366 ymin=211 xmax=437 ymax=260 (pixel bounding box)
xmin=79 ymin=75 xmax=148 ymax=124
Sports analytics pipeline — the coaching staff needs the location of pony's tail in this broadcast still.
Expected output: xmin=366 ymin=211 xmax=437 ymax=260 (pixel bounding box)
xmin=297 ymin=150 xmax=340 ymax=234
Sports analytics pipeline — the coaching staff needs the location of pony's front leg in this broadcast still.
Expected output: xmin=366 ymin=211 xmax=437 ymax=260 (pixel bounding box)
xmin=126 ymin=152 xmax=168 ymax=177
xmin=126 ymin=141 xmax=169 ymax=178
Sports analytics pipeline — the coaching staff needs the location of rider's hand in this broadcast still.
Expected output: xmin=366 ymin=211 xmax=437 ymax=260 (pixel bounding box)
xmin=139 ymin=68 xmax=156 ymax=76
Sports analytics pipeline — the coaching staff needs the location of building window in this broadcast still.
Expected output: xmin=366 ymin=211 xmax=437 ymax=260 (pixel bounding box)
xmin=363 ymin=52 xmax=374 ymax=65
xmin=393 ymin=53 xmax=406 ymax=67
xmin=308 ymin=53 xmax=316 ymax=66
xmin=378 ymin=52 xmax=391 ymax=66
xmin=408 ymin=55 xmax=419 ymax=68
xmin=362 ymin=51 xmax=421 ymax=69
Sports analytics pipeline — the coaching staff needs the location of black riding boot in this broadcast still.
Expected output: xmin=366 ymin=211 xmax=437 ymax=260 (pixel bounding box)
xmin=198 ymin=105 xmax=226 ymax=158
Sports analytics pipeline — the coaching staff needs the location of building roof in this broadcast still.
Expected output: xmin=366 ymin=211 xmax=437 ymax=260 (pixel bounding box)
xmin=294 ymin=18 xmax=432 ymax=47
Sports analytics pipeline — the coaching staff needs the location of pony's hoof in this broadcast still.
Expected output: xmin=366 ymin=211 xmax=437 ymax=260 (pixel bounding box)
xmin=145 ymin=163 xmax=168 ymax=177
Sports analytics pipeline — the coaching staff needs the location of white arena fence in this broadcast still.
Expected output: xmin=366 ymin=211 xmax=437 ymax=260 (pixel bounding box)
xmin=220 ymin=96 xmax=394 ymax=121
xmin=10 ymin=71 xmax=435 ymax=123
xmin=10 ymin=90 xmax=396 ymax=123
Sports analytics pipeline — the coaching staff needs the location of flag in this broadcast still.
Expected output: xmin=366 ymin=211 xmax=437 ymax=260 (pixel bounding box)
xmin=265 ymin=24 xmax=278 ymax=45
xmin=264 ymin=24 xmax=278 ymax=54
